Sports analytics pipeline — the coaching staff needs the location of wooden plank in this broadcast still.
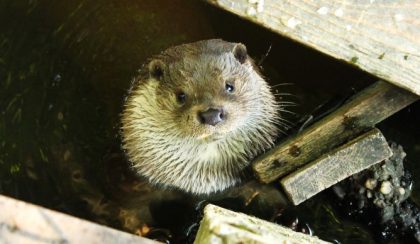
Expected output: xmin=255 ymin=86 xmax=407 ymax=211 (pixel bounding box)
xmin=253 ymin=81 xmax=418 ymax=183
xmin=0 ymin=195 xmax=158 ymax=244
xmin=194 ymin=204 xmax=330 ymax=244
xmin=281 ymin=128 xmax=392 ymax=205
xmin=207 ymin=0 xmax=420 ymax=96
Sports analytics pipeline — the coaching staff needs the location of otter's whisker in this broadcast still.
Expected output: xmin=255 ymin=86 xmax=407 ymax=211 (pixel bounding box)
xmin=121 ymin=40 xmax=290 ymax=195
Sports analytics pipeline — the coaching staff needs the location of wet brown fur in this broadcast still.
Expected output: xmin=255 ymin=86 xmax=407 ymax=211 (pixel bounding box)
xmin=121 ymin=39 xmax=280 ymax=194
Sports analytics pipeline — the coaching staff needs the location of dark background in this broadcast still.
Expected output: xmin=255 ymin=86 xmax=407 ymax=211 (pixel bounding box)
xmin=1 ymin=0 xmax=419 ymax=243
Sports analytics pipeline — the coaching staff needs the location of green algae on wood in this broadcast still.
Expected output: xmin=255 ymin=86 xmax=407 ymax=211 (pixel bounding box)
xmin=253 ymin=81 xmax=418 ymax=183
xmin=195 ymin=204 xmax=330 ymax=244
xmin=281 ymin=129 xmax=392 ymax=205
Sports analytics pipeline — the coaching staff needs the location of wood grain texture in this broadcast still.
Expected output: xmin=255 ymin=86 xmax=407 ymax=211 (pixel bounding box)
xmin=194 ymin=204 xmax=330 ymax=244
xmin=207 ymin=0 xmax=420 ymax=95
xmin=253 ymin=81 xmax=418 ymax=183
xmin=0 ymin=195 xmax=157 ymax=244
xmin=281 ymin=128 xmax=392 ymax=205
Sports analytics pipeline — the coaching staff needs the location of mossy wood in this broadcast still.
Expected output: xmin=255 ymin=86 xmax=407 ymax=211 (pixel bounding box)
xmin=253 ymin=81 xmax=418 ymax=183
xmin=281 ymin=128 xmax=392 ymax=205
xmin=194 ymin=204 xmax=330 ymax=244
xmin=0 ymin=195 xmax=157 ymax=244
xmin=207 ymin=0 xmax=420 ymax=96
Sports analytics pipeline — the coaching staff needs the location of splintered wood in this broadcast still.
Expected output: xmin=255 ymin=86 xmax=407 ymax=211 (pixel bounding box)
xmin=195 ymin=204 xmax=330 ymax=244
xmin=207 ymin=0 xmax=420 ymax=96
xmin=253 ymin=81 xmax=418 ymax=183
xmin=0 ymin=195 xmax=157 ymax=244
xmin=281 ymin=129 xmax=392 ymax=205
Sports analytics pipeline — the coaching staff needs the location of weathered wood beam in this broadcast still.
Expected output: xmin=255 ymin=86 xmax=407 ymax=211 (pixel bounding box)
xmin=281 ymin=128 xmax=392 ymax=205
xmin=194 ymin=204 xmax=330 ymax=244
xmin=0 ymin=195 xmax=157 ymax=244
xmin=207 ymin=0 xmax=420 ymax=96
xmin=253 ymin=81 xmax=418 ymax=183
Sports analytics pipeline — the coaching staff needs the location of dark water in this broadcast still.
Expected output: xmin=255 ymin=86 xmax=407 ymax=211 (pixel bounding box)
xmin=1 ymin=0 xmax=419 ymax=243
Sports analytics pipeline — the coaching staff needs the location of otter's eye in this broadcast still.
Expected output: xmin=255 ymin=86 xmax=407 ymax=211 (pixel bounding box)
xmin=176 ymin=91 xmax=186 ymax=104
xmin=225 ymin=83 xmax=235 ymax=93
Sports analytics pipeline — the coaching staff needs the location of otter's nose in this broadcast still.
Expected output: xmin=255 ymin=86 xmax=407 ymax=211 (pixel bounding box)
xmin=198 ymin=108 xmax=225 ymax=126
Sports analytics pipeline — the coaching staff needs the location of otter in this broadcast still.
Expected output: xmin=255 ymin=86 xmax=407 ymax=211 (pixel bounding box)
xmin=121 ymin=39 xmax=280 ymax=195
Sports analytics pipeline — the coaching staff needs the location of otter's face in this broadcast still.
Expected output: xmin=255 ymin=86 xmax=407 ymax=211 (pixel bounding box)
xmin=148 ymin=43 xmax=275 ymax=142
xmin=122 ymin=40 xmax=279 ymax=194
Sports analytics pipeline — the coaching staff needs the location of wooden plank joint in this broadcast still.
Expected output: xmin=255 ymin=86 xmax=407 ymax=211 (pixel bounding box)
xmin=281 ymin=128 xmax=392 ymax=205
xmin=252 ymin=81 xmax=418 ymax=183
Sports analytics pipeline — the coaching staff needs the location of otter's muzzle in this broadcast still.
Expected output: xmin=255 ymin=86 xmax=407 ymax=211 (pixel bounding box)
xmin=198 ymin=108 xmax=225 ymax=126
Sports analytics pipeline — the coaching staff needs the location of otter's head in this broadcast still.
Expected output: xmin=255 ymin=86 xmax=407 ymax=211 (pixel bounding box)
xmin=122 ymin=39 xmax=280 ymax=194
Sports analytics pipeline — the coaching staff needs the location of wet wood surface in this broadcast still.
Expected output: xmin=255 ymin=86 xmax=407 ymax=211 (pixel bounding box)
xmin=253 ymin=81 xmax=418 ymax=183
xmin=207 ymin=0 xmax=420 ymax=96
xmin=0 ymin=195 xmax=157 ymax=244
xmin=281 ymin=128 xmax=392 ymax=205
xmin=195 ymin=204 xmax=330 ymax=244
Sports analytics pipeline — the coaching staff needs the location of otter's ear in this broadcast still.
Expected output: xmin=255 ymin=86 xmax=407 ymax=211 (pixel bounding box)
xmin=148 ymin=59 xmax=165 ymax=81
xmin=233 ymin=43 xmax=247 ymax=64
